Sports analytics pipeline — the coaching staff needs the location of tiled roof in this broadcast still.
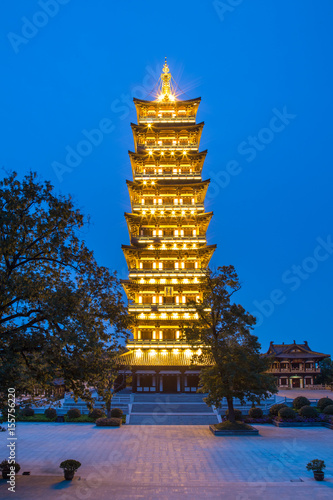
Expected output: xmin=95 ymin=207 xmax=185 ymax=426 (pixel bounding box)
xmin=266 ymin=341 xmax=330 ymax=359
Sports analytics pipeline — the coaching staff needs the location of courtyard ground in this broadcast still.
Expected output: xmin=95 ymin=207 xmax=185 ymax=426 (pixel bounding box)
xmin=1 ymin=423 xmax=332 ymax=500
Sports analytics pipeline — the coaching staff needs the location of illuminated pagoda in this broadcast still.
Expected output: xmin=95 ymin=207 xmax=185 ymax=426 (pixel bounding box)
xmin=121 ymin=59 xmax=215 ymax=392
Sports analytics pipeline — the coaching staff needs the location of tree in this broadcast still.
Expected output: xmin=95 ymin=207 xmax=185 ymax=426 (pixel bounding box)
xmin=316 ymin=358 xmax=333 ymax=390
xmin=0 ymin=171 xmax=129 ymax=408
xmin=184 ymin=266 xmax=278 ymax=422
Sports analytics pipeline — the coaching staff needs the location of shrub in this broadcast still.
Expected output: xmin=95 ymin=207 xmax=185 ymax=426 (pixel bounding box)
xmin=59 ymin=459 xmax=81 ymax=472
xmin=110 ymin=408 xmax=123 ymax=418
xmin=0 ymin=460 xmax=20 ymax=473
xmin=248 ymin=407 xmax=263 ymax=419
xmin=269 ymin=403 xmax=287 ymax=417
xmin=96 ymin=417 xmax=122 ymax=427
xmin=44 ymin=408 xmax=57 ymax=419
xmin=317 ymin=398 xmax=333 ymax=411
xmin=323 ymin=405 xmax=333 ymax=415
xmin=299 ymin=405 xmax=318 ymax=418
xmin=89 ymin=409 xmax=105 ymax=420
xmin=21 ymin=407 xmax=34 ymax=417
xmin=278 ymin=407 xmax=297 ymax=420
xmin=225 ymin=409 xmax=242 ymax=421
xmin=306 ymin=459 xmax=326 ymax=472
xmin=293 ymin=396 xmax=310 ymax=410
xmin=67 ymin=409 xmax=81 ymax=419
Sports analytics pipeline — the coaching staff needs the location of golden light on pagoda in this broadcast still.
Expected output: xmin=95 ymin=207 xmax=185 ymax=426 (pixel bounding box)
xmin=121 ymin=58 xmax=216 ymax=385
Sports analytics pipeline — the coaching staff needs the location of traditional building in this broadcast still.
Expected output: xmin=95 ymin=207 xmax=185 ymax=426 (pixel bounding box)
xmin=265 ymin=341 xmax=330 ymax=388
xmin=120 ymin=60 xmax=215 ymax=392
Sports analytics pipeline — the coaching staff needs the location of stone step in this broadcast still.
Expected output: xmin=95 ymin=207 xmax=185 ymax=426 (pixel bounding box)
xmin=131 ymin=403 xmax=213 ymax=413
xmin=133 ymin=394 xmax=207 ymax=403
xmin=129 ymin=414 xmax=219 ymax=425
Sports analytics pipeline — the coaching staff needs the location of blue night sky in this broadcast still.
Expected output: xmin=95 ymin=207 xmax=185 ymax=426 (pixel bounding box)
xmin=1 ymin=0 xmax=333 ymax=354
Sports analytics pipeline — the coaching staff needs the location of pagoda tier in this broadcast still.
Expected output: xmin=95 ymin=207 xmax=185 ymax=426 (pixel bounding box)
xmin=131 ymin=122 xmax=204 ymax=153
xmin=128 ymin=150 xmax=207 ymax=182
xmin=133 ymin=96 xmax=201 ymax=124
xmin=121 ymin=60 xmax=216 ymax=364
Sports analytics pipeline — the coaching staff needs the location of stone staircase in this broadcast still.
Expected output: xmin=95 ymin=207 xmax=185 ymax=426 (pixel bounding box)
xmin=129 ymin=393 xmax=219 ymax=425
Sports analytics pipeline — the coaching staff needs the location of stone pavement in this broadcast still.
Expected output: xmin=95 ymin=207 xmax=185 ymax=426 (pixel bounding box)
xmin=0 ymin=423 xmax=333 ymax=499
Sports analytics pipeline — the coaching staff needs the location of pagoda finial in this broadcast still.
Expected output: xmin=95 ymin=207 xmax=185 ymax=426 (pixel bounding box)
xmin=159 ymin=57 xmax=174 ymax=101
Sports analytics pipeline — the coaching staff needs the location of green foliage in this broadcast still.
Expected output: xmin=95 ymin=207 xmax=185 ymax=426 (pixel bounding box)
xmin=215 ymin=421 xmax=253 ymax=431
xmin=278 ymin=407 xmax=296 ymax=420
xmin=323 ymin=405 xmax=333 ymax=415
xmin=293 ymin=396 xmax=310 ymax=410
xmin=44 ymin=408 xmax=57 ymax=419
xmin=0 ymin=460 xmax=20 ymax=473
xmin=225 ymin=409 xmax=242 ymax=420
xmin=248 ymin=407 xmax=263 ymax=418
xmin=269 ymin=403 xmax=287 ymax=417
xmin=67 ymin=409 xmax=81 ymax=419
xmin=184 ymin=266 xmax=278 ymax=423
xmin=96 ymin=417 xmax=122 ymax=427
xmin=20 ymin=407 xmax=34 ymax=417
xmin=306 ymin=459 xmax=326 ymax=472
xmin=316 ymin=358 xmax=333 ymax=387
xmin=18 ymin=414 xmax=53 ymax=422
xmin=317 ymin=397 xmax=333 ymax=411
xmin=0 ymin=172 xmax=130 ymax=406
xmin=59 ymin=460 xmax=81 ymax=472
xmin=110 ymin=408 xmax=123 ymax=418
xmin=65 ymin=415 xmax=94 ymax=423
xmin=299 ymin=405 xmax=318 ymax=418
xmin=88 ymin=409 xmax=105 ymax=420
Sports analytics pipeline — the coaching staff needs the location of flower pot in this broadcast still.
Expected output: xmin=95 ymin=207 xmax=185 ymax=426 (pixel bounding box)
xmin=2 ymin=471 xmax=10 ymax=480
xmin=313 ymin=471 xmax=325 ymax=481
xmin=64 ymin=470 xmax=75 ymax=480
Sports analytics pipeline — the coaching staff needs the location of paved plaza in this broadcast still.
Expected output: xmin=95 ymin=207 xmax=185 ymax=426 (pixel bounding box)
xmin=1 ymin=422 xmax=333 ymax=499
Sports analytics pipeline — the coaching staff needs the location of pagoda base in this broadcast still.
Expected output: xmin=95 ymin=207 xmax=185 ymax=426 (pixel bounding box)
xmin=130 ymin=368 xmax=200 ymax=394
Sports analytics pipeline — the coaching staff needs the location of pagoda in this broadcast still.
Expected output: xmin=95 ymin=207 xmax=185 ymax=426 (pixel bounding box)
xmin=121 ymin=60 xmax=215 ymax=393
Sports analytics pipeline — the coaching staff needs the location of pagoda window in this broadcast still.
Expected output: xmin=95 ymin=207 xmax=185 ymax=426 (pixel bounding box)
xmin=175 ymin=296 xmax=179 ymax=304
xmin=195 ymin=262 xmax=198 ymax=269
xmin=159 ymin=262 xmax=163 ymax=269
xmin=192 ymin=198 xmax=195 ymax=204
xmin=181 ymin=262 xmax=185 ymax=269
xmin=141 ymin=332 xmax=151 ymax=341
xmin=152 ymin=296 xmax=157 ymax=304
xmin=158 ymin=198 xmax=163 ymax=204
xmin=182 ymin=296 xmax=186 ymax=304
xmin=159 ymin=296 xmax=163 ymax=304
xmin=174 ymin=198 xmax=179 ymax=205
xmin=138 ymin=295 xmax=142 ymax=304
xmin=152 ymin=330 xmax=157 ymax=340
xmin=174 ymin=229 xmax=179 ymax=237
xmin=139 ymin=262 xmax=143 ymax=269
xmin=175 ymin=262 xmax=179 ymax=269
xmin=159 ymin=331 xmax=163 ymax=340
xmin=141 ymin=198 xmax=145 ymax=204
xmin=137 ymin=330 xmax=141 ymax=340
xmin=164 ymin=331 xmax=174 ymax=340
xmin=176 ymin=331 xmax=180 ymax=340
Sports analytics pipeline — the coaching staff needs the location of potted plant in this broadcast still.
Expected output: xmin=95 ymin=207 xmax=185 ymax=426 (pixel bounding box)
xmin=306 ymin=459 xmax=326 ymax=481
xmin=0 ymin=460 xmax=21 ymax=479
xmin=59 ymin=459 xmax=81 ymax=480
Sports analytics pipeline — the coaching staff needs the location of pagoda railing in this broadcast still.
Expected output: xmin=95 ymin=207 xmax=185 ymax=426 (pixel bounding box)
xmin=139 ymin=116 xmax=196 ymax=123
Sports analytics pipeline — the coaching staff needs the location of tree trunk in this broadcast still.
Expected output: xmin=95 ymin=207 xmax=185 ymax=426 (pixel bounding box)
xmin=226 ymin=396 xmax=235 ymax=422
xmin=106 ymin=399 xmax=111 ymax=418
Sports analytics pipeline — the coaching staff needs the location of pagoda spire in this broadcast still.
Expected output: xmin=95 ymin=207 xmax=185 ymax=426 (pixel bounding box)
xmin=158 ymin=57 xmax=175 ymax=101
